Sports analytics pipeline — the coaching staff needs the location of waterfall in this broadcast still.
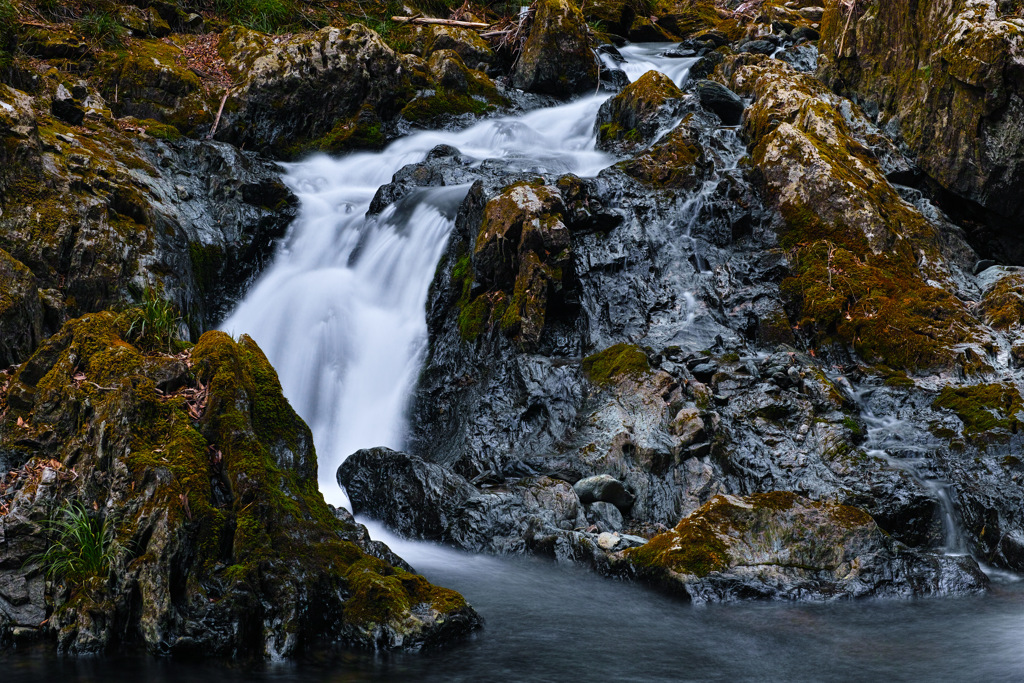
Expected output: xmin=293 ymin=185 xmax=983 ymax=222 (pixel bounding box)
xmin=221 ymin=46 xmax=697 ymax=506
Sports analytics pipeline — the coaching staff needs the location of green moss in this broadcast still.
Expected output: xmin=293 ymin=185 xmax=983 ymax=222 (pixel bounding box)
xmin=978 ymin=276 xmax=1024 ymax=330
xmin=617 ymin=116 xmax=705 ymax=189
xmin=400 ymin=88 xmax=493 ymax=123
xmin=582 ymin=343 xmax=651 ymax=386
xmin=932 ymin=383 xmax=1024 ymax=436
xmin=625 ymin=513 xmax=729 ymax=578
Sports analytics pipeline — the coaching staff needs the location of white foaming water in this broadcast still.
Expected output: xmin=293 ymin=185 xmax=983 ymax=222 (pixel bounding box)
xmin=221 ymin=50 xmax=697 ymax=506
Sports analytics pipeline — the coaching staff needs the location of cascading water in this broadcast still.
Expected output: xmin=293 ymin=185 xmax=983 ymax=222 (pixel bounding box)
xmin=221 ymin=46 xmax=696 ymax=506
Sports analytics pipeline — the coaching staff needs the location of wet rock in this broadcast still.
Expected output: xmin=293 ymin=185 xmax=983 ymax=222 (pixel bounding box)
xmin=50 ymin=84 xmax=84 ymax=126
xmin=616 ymin=492 xmax=989 ymax=602
xmin=0 ymin=315 xmax=480 ymax=655
xmin=512 ymin=0 xmax=599 ymax=97
xmin=216 ymin=25 xmax=414 ymax=155
xmin=595 ymin=70 xmax=684 ymax=153
xmin=0 ymin=250 xmax=43 ymax=368
xmin=694 ymin=80 xmax=745 ymax=125
xmin=574 ymin=474 xmax=635 ymax=511
xmin=615 ymin=113 xmax=714 ymax=189
xmin=819 ymin=0 xmax=1024 ymax=226
xmin=586 ymin=501 xmax=624 ymax=532
xmin=337 ymin=447 xmax=478 ymax=540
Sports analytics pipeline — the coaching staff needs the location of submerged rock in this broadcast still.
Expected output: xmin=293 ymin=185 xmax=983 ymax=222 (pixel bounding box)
xmin=0 ymin=314 xmax=480 ymax=655
xmin=616 ymin=492 xmax=988 ymax=602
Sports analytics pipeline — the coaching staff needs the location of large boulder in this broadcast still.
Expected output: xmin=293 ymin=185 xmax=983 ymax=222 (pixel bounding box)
xmin=617 ymin=492 xmax=989 ymax=602
xmin=512 ymin=0 xmax=599 ymax=97
xmin=595 ymin=70 xmax=685 ymax=154
xmin=216 ymin=25 xmax=415 ymax=154
xmin=725 ymin=55 xmax=984 ymax=373
xmin=0 ymin=79 xmax=297 ymax=348
xmin=337 ymin=447 xmax=478 ymax=540
xmin=0 ymin=314 xmax=480 ymax=654
xmin=818 ymin=0 xmax=1024 ymax=234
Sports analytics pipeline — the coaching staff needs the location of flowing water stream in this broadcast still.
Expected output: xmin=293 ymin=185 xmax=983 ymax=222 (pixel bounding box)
xmin=7 ymin=44 xmax=1024 ymax=682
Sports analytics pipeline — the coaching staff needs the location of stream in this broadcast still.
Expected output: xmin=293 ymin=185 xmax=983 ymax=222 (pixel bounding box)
xmin=5 ymin=43 xmax=1024 ymax=681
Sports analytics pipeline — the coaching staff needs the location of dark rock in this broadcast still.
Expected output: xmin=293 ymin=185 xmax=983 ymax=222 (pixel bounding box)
xmin=573 ymin=474 xmax=635 ymax=511
xmin=689 ymin=50 xmax=725 ymax=80
xmin=595 ymin=70 xmax=684 ymax=153
xmin=792 ymin=25 xmax=820 ymax=42
xmin=512 ymin=0 xmax=599 ymax=97
xmin=337 ymin=447 xmax=478 ymax=540
xmin=586 ymin=501 xmax=624 ymax=532
xmin=50 ymin=85 xmax=85 ymax=126
xmin=740 ymin=39 xmax=777 ymax=55
xmin=693 ymin=80 xmax=745 ymax=125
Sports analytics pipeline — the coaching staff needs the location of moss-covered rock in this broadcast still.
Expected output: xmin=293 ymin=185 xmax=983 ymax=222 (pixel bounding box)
xmin=0 ymin=312 xmax=480 ymax=655
xmin=595 ymin=70 xmax=684 ymax=154
xmin=216 ymin=24 xmax=415 ymax=155
xmin=512 ymin=0 xmax=599 ymax=97
xmin=616 ymin=114 xmax=711 ymax=189
xmin=619 ymin=492 xmax=988 ymax=601
xmin=818 ymin=0 xmax=1024 ymax=222
xmin=581 ymin=343 xmax=651 ymax=386
xmin=453 ymin=180 xmax=575 ymax=349
xmin=727 ymin=56 xmax=982 ymax=372
xmin=0 ymin=248 xmax=43 ymax=368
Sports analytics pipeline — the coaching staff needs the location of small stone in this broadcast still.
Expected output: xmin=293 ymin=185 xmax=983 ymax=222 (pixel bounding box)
xmin=597 ymin=531 xmax=621 ymax=551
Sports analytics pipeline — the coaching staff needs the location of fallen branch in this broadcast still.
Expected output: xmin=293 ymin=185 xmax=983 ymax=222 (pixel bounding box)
xmin=391 ymin=16 xmax=490 ymax=29
xmin=206 ymin=88 xmax=232 ymax=141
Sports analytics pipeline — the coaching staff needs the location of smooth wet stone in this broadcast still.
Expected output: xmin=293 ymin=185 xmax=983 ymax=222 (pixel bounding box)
xmin=574 ymin=475 xmax=635 ymax=512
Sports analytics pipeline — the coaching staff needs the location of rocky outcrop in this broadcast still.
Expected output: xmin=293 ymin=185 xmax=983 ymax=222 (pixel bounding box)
xmin=0 ymin=78 xmax=296 ymax=363
xmin=216 ymin=25 xmax=416 ymax=154
xmin=818 ymin=0 xmax=1024 ymax=249
xmin=512 ymin=0 xmax=599 ymax=97
xmin=0 ymin=313 xmax=479 ymax=654
xmin=615 ymin=492 xmax=988 ymax=602
xmin=0 ymin=249 xmax=42 ymax=368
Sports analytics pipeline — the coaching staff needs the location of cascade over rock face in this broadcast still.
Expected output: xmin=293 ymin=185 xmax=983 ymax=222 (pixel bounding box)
xmin=818 ymin=0 xmax=1024 ymax=246
xmin=512 ymin=0 xmax=600 ymax=97
xmin=0 ymin=314 xmax=479 ymax=653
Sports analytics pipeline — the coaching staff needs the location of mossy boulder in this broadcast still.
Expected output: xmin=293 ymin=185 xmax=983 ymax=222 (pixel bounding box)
xmin=977 ymin=268 xmax=1024 ymax=330
xmin=216 ymin=24 xmax=415 ymax=155
xmin=398 ymin=50 xmax=507 ymax=127
xmin=595 ymin=70 xmax=684 ymax=154
xmin=512 ymin=0 xmax=599 ymax=97
xmin=0 ymin=312 xmax=479 ymax=655
xmin=95 ymin=38 xmax=214 ymax=134
xmin=581 ymin=343 xmax=651 ymax=386
xmin=421 ymin=25 xmax=495 ymax=67
xmin=727 ymin=56 xmax=983 ymax=372
xmin=615 ymin=114 xmax=711 ymax=189
xmin=619 ymin=492 xmax=988 ymax=601
xmin=454 ymin=180 xmax=575 ymax=349
xmin=818 ymin=0 xmax=1024 ymax=223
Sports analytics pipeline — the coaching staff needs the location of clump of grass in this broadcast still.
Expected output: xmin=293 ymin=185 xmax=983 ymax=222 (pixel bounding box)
xmin=77 ymin=11 xmax=127 ymax=47
xmin=126 ymin=288 xmax=183 ymax=352
xmin=215 ymin=0 xmax=294 ymax=33
xmin=33 ymin=502 xmax=121 ymax=586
